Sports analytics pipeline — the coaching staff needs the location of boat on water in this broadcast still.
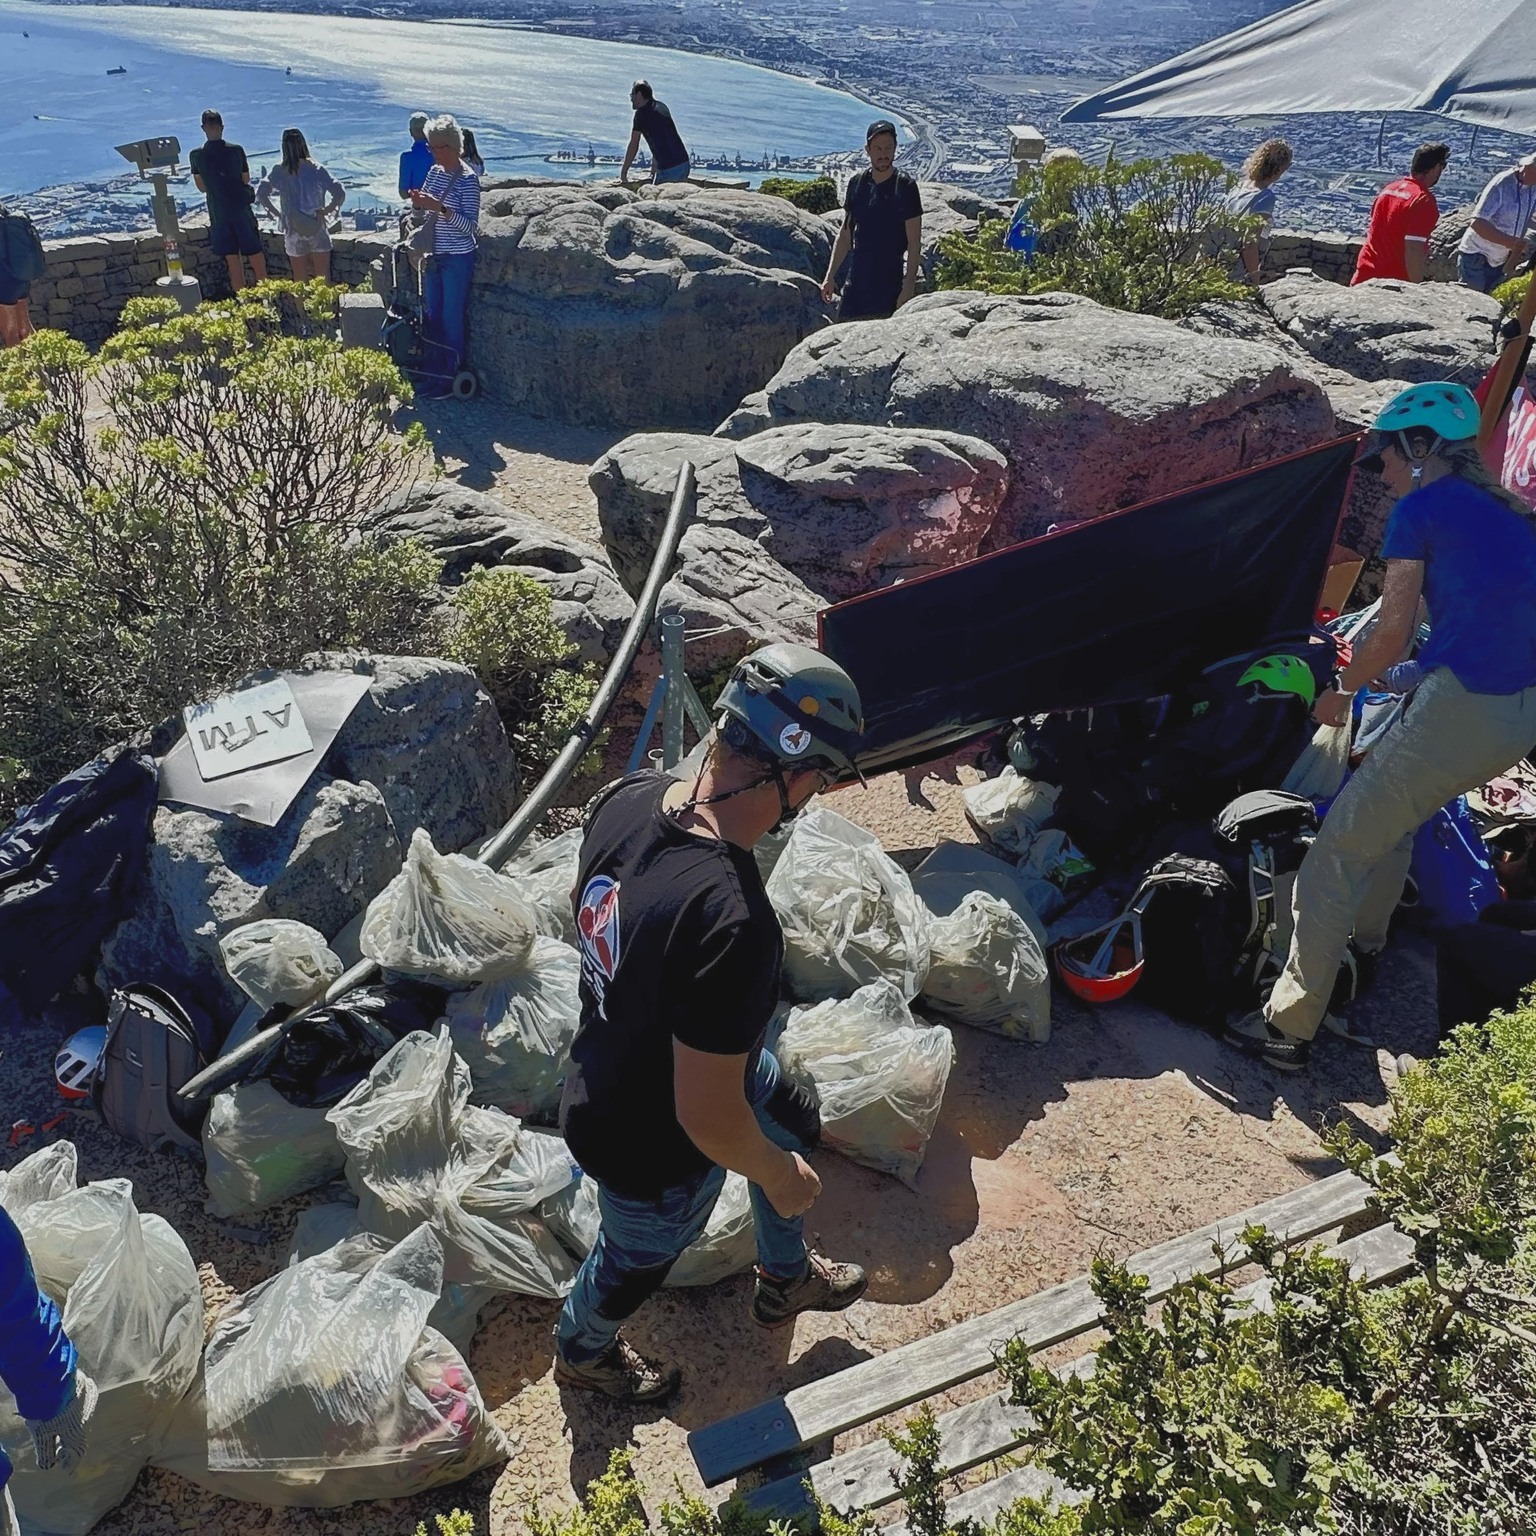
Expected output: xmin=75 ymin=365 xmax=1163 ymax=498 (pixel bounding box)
xmin=107 ymin=65 xmax=127 ymax=75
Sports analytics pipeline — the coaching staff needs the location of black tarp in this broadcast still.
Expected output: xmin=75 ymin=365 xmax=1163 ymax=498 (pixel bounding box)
xmin=819 ymin=437 xmax=1359 ymax=774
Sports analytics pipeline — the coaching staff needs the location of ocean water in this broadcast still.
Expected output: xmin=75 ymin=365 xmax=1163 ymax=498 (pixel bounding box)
xmin=0 ymin=0 xmax=897 ymax=205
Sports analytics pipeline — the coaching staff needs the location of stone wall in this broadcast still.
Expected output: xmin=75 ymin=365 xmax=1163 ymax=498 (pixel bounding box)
xmin=1263 ymin=225 xmax=1460 ymax=286
xmin=35 ymin=225 xmax=392 ymax=348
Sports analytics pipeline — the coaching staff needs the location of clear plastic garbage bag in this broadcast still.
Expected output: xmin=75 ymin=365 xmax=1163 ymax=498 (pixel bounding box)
xmin=327 ymin=1026 xmax=575 ymax=1298
xmin=444 ymin=937 xmax=582 ymax=1120
xmin=202 ymin=1081 xmax=345 ymax=1218
xmin=767 ymin=808 xmax=933 ymax=1003
xmin=540 ymin=1167 xmax=758 ymax=1289
xmin=501 ymin=828 xmax=583 ymax=946
xmin=286 ymin=1203 xmax=498 ymax=1355
xmin=0 ymin=1143 xmax=202 ymax=1536
xmin=775 ymin=982 xmax=954 ymax=1187
xmin=155 ymin=1225 xmax=510 ymax=1508
xmin=360 ymin=827 xmax=538 ymax=985
xmin=218 ymin=918 xmax=343 ymax=1013
xmin=922 ymin=891 xmax=1051 ymax=1041
xmin=962 ymin=768 xmax=1060 ymax=857
xmin=1282 ymin=721 xmax=1352 ymax=801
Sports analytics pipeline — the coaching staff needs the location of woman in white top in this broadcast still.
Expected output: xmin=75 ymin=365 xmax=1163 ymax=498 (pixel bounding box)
xmin=256 ymin=128 xmax=346 ymax=282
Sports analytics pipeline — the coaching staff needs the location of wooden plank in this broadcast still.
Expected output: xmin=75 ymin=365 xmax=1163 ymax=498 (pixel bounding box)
xmin=692 ymin=1169 xmax=1371 ymax=1486
xmin=888 ymin=1464 xmax=1082 ymax=1536
xmin=748 ymin=1222 xmax=1415 ymax=1529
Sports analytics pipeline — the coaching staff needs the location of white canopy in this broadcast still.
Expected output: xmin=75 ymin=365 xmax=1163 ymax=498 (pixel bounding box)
xmin=1062 ymin=0 xmax=1536 ymax=139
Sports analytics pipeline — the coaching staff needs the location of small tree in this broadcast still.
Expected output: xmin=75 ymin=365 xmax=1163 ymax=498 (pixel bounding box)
xmin=0 ymin=282 xmax=440 ymax=814
xmin=933 ymin=152 xmax=1258 ymax=319
xmin=758 ymin=176 xmax=840 ymax=216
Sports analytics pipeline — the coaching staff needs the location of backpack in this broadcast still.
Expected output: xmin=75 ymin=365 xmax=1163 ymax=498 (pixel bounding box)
xmin=1409 ymin=796 xmax=1502 ymax=928
xmin=92 ymin=984 xmax=222 ymax=1155
xmin=1134 ymin=790 xmax=1320 ymax=1030
xmin=1 ymin=209 xmax=47 ymax=284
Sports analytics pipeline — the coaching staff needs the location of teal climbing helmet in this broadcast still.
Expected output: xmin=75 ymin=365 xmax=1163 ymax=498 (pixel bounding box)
xmin=714 ymin=642 xmax=866 ymax=778
xmin=1373 ymin=381 xmax=1481 ymax=451
xmin=1238 ymin=653 xmax=1318 ymax=707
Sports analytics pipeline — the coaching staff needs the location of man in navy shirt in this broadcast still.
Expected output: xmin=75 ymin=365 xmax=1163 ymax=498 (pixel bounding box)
xmin=621 ymin=80 xmax=691 ymax=187
xmin=821 ymin=121 xmax=923 ymax=320
xmin=189 ymin=109 xmax=266 ymax=292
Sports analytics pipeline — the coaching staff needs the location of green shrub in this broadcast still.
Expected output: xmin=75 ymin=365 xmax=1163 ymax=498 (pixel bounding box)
xmin=1493 ymin=271 xmax=1531 ymax=314
xmin=933 ymin=152 xmax=1258 ymax=319
xmin=0 ymin=284 xmax=439 ymax=817
xmin=443 ymin=564 xmax=599 ymax=781
xmin=416 ymin=1514 xmax=476 ymax=1536
xmin=758 ymin=176 xmax=840 ymax=216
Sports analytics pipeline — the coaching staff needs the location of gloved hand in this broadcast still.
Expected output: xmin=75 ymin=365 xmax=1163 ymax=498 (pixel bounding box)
xmin=26 ymin=1370 xmax=97 ymax=1473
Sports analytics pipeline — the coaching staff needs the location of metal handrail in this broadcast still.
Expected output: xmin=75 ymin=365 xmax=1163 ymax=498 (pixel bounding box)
xmin=179 ymin=459 xmax=698 ymax=1104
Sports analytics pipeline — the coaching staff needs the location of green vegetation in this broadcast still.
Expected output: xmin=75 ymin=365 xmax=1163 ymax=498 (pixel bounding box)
xmin=758 ymin=176 xmax=840 ymax=216
xmin=0 ymin=283 xmax=594 ymax=815
xmin=416 ymin=1514 xmax=477 ymax=1536
xmin=933 ymin=152 xmax=1259 ymax=320
xmin=1493 ymin=271 xmax=1531 ymax=314
xmin=531 ymin=999 xmax=1536 ymax=1536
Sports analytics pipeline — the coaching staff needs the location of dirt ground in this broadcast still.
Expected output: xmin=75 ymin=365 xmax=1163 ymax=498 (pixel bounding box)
xmin=0 ymin=406 xmax=1437 ymax=1536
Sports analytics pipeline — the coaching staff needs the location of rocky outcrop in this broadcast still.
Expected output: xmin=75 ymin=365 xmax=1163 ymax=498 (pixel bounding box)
xmin=591 ymin=424 xmax=1009 ymax=601
xmin=1428 ymin=203 xmax=1474 ymax=282
xmin=100 ymin=655 xmax=519 ymax=1020
xmin=366 ymin=481 xmax=635 ymax=663
xmin=1257 ymin=271 xmax=1500 ymax=384
xmin=720 ymin=290 xmax=1335 ymax=544
xmin=470 ymin=183 xmax=833 ymax=430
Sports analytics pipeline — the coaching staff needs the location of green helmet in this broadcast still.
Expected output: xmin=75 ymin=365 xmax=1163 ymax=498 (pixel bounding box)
xmin=1373 ymin=382 xmax=1480 ymax=447
xmin=1238 ymin=653 xmax=1317 ymax=707
xmin=714 ymin=642 xmax=865 ymax=777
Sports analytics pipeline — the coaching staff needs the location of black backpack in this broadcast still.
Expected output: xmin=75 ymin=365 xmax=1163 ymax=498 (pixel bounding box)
xmin=1134 ymin=790 xmax=1319 ymax=1031
xmin=1 ymin=209 xmax=47 ymax=284
xmin=92 ymin=985 xmax=223 ymax=1155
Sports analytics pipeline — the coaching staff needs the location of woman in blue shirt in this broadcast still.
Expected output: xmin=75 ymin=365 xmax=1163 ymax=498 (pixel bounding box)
xmin=1229 ymin=382 xmax=1536 ymax=1071
xmin=2 ymin=1206 xmax=96 ymax=1533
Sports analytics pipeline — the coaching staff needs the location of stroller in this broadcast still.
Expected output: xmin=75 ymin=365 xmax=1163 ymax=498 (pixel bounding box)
xmin=379 ymin=227 xmax=480 ymax=401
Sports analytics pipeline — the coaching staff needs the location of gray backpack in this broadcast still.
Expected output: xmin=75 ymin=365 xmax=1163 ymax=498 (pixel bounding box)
xmin=92 ymin=985 xmax=220 ymax=1155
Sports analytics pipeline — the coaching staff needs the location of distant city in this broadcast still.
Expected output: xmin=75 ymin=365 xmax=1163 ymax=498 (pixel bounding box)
xmin=11 ymin=0 xmax=1536 ymax=239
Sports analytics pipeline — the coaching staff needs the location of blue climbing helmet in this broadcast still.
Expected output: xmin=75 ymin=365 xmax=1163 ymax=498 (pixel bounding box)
xmin=1363 ymin=382 xmax=1481 ymax=471
xmin=714 ymin=642 xmax=865 ymax=779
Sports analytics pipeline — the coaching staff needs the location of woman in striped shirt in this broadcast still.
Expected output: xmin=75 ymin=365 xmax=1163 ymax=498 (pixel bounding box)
xmin=408 ymin=114 xmax=481 ymax=391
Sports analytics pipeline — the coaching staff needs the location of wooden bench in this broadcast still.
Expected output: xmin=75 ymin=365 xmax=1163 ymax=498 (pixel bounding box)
xmin=689 ymin=1171 xmax=1415 ymax=1528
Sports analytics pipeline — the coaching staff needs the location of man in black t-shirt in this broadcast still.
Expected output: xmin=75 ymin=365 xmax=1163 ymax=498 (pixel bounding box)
xmin=821 ymin=119 xmax=923 ymax=320
xmin=189 ymin=109 xmax=266 ymax=292
xmin=620 ymin=79 xmax=692 ymax=188
xmin=555 ymin=643 xmax=870 ymax=1403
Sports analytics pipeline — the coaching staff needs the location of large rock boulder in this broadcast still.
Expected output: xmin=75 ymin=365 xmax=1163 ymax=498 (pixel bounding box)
xmin=471 ymin=183 xmax=833 ymax=430
xmin=590 ymin=424 xmax=1009 ymax=601
xmin=366 ymin=480 xmax=635 ymax=663
xmin=720 ymin=290 xmax=1335 ymax=544
xmin=1257 ymin=271 xmax=1499 ymax=384
xmin=99 ymin=654 xmax=519 ymax=1020
xmin=1428 ymin=203 xmax=1474 ymax=282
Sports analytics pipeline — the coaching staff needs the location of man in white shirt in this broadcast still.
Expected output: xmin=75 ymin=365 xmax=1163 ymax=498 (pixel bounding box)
xmin=1458 ymin=155 xmax=1536 ymax=293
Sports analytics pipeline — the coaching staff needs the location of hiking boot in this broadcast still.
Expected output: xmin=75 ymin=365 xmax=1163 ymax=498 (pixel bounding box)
xmin=553 ymin=1337 xmax=680 ymax=1404
xmin=751 ymin=1251 xmax=868 ymax=1330
xmin=1224 ymin=1011 xmax=1311 ymax=1073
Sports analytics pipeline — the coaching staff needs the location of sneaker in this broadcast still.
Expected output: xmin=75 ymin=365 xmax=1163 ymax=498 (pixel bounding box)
xmin=553 ymin=1337 xmax=680 ymax=1404
xmin=1224 ymin=1010 xmax=1311 ymax=1073
xmin=751 ymin=1251 xmax=868 ymax=1330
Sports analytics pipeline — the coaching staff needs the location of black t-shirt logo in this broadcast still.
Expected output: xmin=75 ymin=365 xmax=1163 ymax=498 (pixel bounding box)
xmin=576 ymin=874 xmax=622 ymax=1016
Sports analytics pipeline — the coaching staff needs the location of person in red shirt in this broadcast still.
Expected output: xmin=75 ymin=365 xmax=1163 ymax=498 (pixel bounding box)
xmin=1352 ymin=141 xmax=1450 ymax=284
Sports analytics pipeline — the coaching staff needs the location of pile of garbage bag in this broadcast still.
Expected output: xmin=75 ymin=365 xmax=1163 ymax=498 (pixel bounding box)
xmin=0 ymin=1143 xmax=202 ymax=1536
xmin=776 ymin=982 xmax=954 ymax=1187
xmin=444 ymin=937 xmax=582 ymax=1120
xmin=540 ymin=1165 xmax=758 ymax=1289
xmin=327 ymin=1026 xmax=576 ymax=1299
xmin=767 ymin=808 xmax=933 ymax=1003
xmin=500 ymin=827 xmax=582 ymax=946
xmin=219 ymin=918 xmax=342 ymax=1013
xmin=203 ymin=1081 xmax=345 ymax=1218
xmin=156 ymin=1225 xmax=510 ymax=1508
xmin=361 ymin=828 xmax=539 ymax=985
xmin=922 ymin=892 xmax=1051 ymax=1041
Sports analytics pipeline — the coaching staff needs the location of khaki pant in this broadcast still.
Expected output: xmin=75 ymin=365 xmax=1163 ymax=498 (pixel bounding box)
xmin=1268 ymin=668 xmax=1536 ymax=1041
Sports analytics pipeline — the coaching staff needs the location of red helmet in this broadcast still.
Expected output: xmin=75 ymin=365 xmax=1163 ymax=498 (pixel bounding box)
xmin=1053 ymin=917 xmax=1145 ymax=1004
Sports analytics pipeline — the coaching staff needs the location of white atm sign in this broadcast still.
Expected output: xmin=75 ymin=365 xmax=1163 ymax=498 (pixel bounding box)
xmin=183 ymin=677 xmax=315 ymax=782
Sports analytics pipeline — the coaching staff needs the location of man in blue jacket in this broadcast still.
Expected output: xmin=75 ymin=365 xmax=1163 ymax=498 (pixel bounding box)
xmin=1 ymin=1207 xmax=97 ymax=1534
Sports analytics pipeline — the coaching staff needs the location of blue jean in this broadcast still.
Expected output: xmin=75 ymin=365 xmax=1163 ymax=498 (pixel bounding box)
xmin=555 ymin=1050 xmax=809 ymax=1364
xmin=423 ymin=249 xmax=475 ymax=373
xmin=1458 ymin=250 xmax=1507 ymax=293
xmin=653 ymin=159 xmax=691 ymax=184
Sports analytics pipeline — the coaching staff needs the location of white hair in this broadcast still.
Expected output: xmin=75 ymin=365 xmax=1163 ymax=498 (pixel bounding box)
xmin=425 ymin=114 xmax=462 ymax=152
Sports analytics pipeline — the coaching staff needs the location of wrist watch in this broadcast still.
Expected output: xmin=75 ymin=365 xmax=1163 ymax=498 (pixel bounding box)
xmin=1329 ymin=673 xmax=1356 ymax=697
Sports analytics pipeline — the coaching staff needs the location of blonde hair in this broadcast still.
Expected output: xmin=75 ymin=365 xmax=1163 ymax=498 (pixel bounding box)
xmin=1243 ymin=138 xmax=1293 ymax=185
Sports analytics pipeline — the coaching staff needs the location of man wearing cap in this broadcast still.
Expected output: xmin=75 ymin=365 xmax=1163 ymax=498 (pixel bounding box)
xmin=553 ymin=643 xmax=869 ymax=1405
xmin=821 ymin=120 xmax=923 ymax=320
xmin=1457 ymin=156 xmax=1536 ymax=293
xmin=189 ymin=109 xmax=266 ymax=292
xmin=398 ymin=111 xmax=434 ymax=199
